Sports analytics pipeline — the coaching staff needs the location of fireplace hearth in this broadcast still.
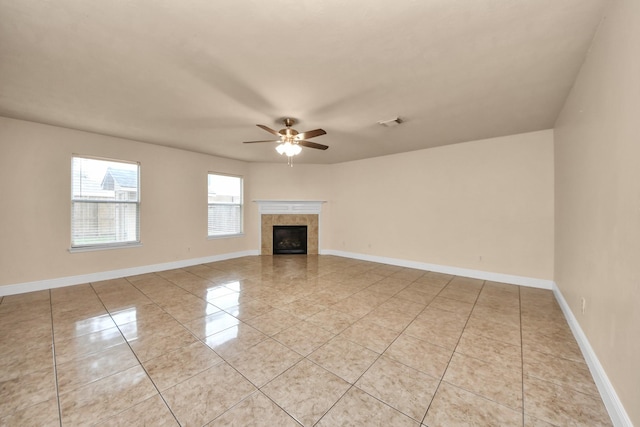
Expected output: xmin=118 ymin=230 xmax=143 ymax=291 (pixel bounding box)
xmin=273 ymin=225 xmax=308 ymax=255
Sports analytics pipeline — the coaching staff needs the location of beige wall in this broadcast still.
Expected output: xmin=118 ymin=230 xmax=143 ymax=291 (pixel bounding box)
xmin=248 ymin=133 xmax=554 ymax=282
xmin=554 ymin=0 xmax=640 ymax=423
xmin=328 ymin=130 xmax=555 ymax=280
xmin=0 ymin=117 xmax=252 ymax=287
xmin=0 ymin=120 xmax=554 ymax=290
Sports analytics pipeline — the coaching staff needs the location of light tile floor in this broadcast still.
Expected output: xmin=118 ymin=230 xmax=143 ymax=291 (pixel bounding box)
xmin=0 ymin=255 xmax=612 ymax=426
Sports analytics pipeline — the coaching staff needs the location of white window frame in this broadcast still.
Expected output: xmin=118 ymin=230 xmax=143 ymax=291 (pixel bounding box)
xmin=207 ymin=172 xmax=243 ymax=238
xmin=70 ymin=155 xmax=141 ymax=252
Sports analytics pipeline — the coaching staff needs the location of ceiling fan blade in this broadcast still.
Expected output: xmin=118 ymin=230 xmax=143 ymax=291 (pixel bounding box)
xmin=296 ymin=129 xmax=326 ymax=140
xmin=256 ymin=124 xmax=281 ymax=137
xmin=243 ymin=139 xmax=280 ymax=144
xmin=298 ymin=140 xmax=329 ymax=150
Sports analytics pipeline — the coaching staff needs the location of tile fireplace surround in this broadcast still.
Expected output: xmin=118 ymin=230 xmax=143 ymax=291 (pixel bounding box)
xmin=256 ymin=201 xmax=324 ymax=256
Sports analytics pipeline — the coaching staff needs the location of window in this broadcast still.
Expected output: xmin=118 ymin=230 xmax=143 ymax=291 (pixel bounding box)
xmin=71 ymin=156 xmax=140 ymax=249
xmin=208 ymin=173 xmax=243 ymax=237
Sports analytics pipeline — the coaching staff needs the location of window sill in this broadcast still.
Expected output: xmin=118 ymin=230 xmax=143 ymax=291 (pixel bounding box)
xmin=207 ymin=233 xmax=244 ymax=240
xmin=69 ymin=243 xmax=143 ymax=253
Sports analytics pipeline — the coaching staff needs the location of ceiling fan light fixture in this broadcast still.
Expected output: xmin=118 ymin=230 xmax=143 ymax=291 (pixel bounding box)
xmin=275 ymin=141 xmax=301 ymax=157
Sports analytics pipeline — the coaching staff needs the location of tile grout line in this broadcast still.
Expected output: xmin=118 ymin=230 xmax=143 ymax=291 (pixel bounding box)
xmin=302 ymin=270 xmax=462 ymax=425
xmin=442 ymin=283 xmax=529 ymax=421
xmin=421 ymin=277 xmax=488 ymax=425
xmin=89 ymin=279 xmax=182 ymax=426
xmin=209 ymin=389 xmax=304 ymax=427
xmin=419 ymin=274 xmax=461 ymax=425
xmin=310 ymin=271 xmax=460 ymax=425
xmin=48 ymin=289 xmax=64 ymax=427
xmin=345 ymin=273 xmax=452 ymax=424
xmin=437 ymin=288 xmax=524 ymax=375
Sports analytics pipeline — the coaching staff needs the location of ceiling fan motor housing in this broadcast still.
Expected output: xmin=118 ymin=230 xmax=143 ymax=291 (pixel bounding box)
xmin=281 ymin=129 xmax=298 ymax=139
xmin=279 ymin=118 xmax=299 ymax=140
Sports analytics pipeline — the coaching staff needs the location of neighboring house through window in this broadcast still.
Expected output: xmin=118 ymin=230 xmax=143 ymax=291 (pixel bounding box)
xmin=208 ymin=173 xmax=243 ymax=237
xmin=71 ymin=156 xmax=140 ymax=249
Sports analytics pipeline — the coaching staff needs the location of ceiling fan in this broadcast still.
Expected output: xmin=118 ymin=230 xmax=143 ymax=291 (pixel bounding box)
xmin=244 ymin=118 xmax=328 ymax=166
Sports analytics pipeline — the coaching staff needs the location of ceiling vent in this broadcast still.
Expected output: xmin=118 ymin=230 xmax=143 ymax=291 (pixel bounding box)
xmin=377 ymin=117 xmax=403 ymax=127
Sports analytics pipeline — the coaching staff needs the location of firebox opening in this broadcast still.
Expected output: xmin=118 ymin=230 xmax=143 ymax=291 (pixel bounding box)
xmin=273 ymin=225 xmax=308 ymax=255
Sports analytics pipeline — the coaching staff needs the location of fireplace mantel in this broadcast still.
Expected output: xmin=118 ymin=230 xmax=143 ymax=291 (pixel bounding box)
xmin=254 ymin=200 xmax=326 ymax=254
xmin=254 ymin=200 xmax=326 ymax=214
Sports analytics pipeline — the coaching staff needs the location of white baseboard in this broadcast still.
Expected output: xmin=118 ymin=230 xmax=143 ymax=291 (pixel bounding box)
xmin=552 ymin=283 xmax=632 ymax=427
xmin=321 ymin=249 xmax=554 ymax=289
xmin=0 ymin=250 xmax=260 ymax=297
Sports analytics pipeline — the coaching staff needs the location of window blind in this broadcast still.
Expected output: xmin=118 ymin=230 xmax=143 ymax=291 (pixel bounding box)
xmin=208 ymin=173 xmax=243 ymax=237
xmin=71 ymin=156 xmax=140 ymax=248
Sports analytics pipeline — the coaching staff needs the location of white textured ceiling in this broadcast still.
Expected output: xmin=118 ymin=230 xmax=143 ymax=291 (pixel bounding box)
xmin=0 ymin=0 xmax=608 ymax=164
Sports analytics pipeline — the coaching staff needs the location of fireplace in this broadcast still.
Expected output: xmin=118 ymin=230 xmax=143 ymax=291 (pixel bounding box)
xmin=256 ymin=200 xmax=324 ymax=255
xmin=273 ymin=225 xmax=308 ymax=254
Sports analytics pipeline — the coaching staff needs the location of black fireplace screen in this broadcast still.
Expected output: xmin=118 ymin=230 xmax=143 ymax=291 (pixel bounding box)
xmin=273 ymin=225 xmax=308 ymax=254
